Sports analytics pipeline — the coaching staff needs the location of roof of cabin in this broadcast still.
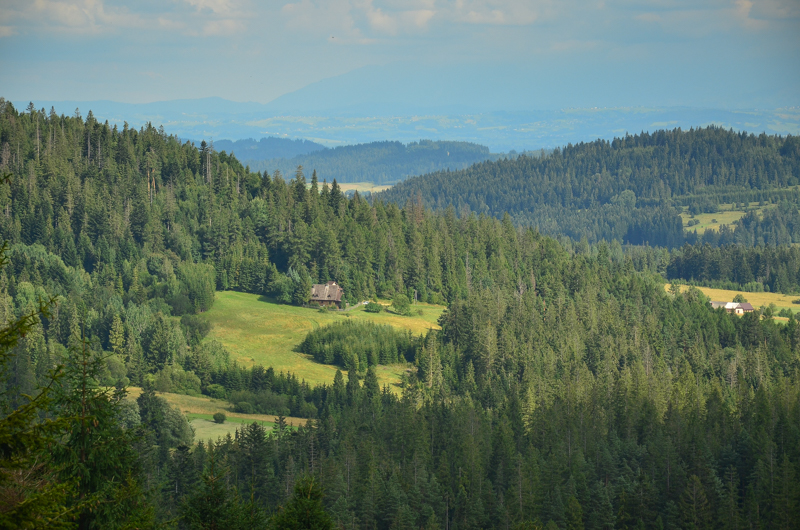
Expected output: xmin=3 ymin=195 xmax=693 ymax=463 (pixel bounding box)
xmin=310 ymin=281 xmax=343 ymax=302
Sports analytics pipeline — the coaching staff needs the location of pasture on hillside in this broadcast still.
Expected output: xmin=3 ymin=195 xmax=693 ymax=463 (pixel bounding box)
xmin=680 ymin=202 xmax=762 ymax=235
xmin=665 ymin=284 xmax=800 ymax=319
xmin=126 ymin=387 xmax=307 ymax=442
xmin=337 ymin=181 xmax=393 ymax=194
xmin=200 ymin=291 xmax=445 ymax=388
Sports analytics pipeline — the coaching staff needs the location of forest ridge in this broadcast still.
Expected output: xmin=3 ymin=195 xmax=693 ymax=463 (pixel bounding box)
xmin=381 ymin=128 xmax=800 ymax=247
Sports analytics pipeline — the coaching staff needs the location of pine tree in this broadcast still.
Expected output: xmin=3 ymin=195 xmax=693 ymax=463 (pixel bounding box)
xmin=565 ymin=495 xmax=584 ymax=530
xmin=52 ymin=331 xmax=152 ymax=528
xmin=182 ymin=447 xmax=245 ymax=530
xmin=271 ymin=475 xmax=334 ymax=530
xmin=680 ymin=475 xmax=712 ymax=530
xmin=109 ymin=313 xmax=124 ymax=356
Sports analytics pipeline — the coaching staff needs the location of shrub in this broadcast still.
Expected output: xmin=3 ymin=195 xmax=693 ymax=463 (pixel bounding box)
xmin=364 ymin=302 xmax=383 ymax=313
xmin=213 ymin=412 xmax=226 ymax=424
xmin=235 ymin=402 xmax=255 ymax=414
xmin=228 ymin=389 xmax=291 ymax=416
xmin=391 ymin=294 xmax=411 ymax=315
xmin=154 ymin=364 xmax=202 ymax=395
xmin=206 ymin=384 xmax=227 ymax=400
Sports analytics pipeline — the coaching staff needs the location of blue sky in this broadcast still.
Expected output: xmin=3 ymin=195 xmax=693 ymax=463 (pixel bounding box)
xmin=0 ymin=0 xmax=798 ymax=109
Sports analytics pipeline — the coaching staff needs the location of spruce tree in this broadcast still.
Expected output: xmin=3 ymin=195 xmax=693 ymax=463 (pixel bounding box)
xmin=272 ymin=475 xmax=334 ymax=530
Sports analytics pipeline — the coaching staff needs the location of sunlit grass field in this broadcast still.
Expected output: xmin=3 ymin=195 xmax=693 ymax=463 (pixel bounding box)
xmin=200 ymin=291 xmax=444 ymax=388
xmin=337 ymin=182 xmax=394 ymax=194
xmin=680 ymin=202 xmax=763 ymax=235
xmin=188 ymin=414 xmax=277 ymax=443
xmin=665 ymin=284 xmax=800 ymax=318
xmin=126 ymin=387 xmax=307 ymax=442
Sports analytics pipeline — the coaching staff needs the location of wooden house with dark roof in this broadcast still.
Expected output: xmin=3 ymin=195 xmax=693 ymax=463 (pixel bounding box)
xmin=710 ymin=301 xmax=755 ymax=315
xmin=310 ymin=281 xmax=344 ymax=309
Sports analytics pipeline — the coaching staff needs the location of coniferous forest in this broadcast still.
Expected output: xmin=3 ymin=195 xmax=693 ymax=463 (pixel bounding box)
xmin=1 ymin=99 xmax=799 ymax=529
xmin=381 ymin=127 xmax=800 ymax=248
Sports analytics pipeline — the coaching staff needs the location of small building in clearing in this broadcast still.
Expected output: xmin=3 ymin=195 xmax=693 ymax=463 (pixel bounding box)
xmin=310 ymin=281 xmax=344 ymax=309
xmin=710 ymin=301 xmax=755 ymax=315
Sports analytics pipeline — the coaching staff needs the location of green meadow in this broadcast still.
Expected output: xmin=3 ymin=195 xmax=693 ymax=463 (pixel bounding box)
xmin=126 ymin=387 xmax=307 ymax=442
xmin=680 ymin=202 xmax=763 ymax=235
xmin=200 ymin=291 xmax=445 ymax=388
xmin=188 ymin=414 xmax=276 ymax=443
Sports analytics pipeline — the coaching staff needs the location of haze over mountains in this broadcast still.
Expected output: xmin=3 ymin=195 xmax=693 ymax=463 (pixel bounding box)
xmin=17 ymin=63 xmax=800 ymax=153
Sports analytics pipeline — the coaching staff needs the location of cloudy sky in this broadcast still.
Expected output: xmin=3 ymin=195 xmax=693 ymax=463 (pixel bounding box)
xmin=0 ymin=0 xmax=798 ymax=109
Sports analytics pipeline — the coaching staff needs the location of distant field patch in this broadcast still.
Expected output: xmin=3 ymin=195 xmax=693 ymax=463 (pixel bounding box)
xmin=665 ymin=284 xmax=799 ymax=314
xmin=126 ymin=387 xmax=307 ymax=443
xmin=188 ymin=414 xmax=278 ymax=443
xmin=200 ymin=291 xmax=443 ymax=387
xmin=337 ymin=182 xmax=393 ymax=194
xmin=680 ymin=208 xmax=756 ymax=235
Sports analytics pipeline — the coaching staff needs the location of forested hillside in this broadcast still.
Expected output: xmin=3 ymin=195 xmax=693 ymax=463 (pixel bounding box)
xmin=245 ymin=139 xmax=496 ymax=185
xmin=380 ymin=127 xmax=800 ymax=247
xmin=1 ymin=99 xmax=799 ymax=529
xmin=213 ymin=137 xmax=325 ymax=161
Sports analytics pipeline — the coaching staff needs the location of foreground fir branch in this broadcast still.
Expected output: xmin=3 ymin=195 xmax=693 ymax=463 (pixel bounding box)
xmin=0 ymin=240 xmax=74 ymax=529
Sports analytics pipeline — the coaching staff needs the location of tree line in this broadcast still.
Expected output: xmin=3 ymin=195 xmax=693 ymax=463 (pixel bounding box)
xmin=667 ymin=242 xmax=800 ymax=294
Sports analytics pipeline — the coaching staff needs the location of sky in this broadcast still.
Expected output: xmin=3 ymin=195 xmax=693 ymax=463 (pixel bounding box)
xmin=0 ymin=0 xmax=798 ymax=110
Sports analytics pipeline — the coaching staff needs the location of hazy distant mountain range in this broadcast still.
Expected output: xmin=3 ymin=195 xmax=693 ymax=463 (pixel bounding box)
xmin=213 ymin=137 xmax=326 ymax=161
xmin=13 ymin=65 xmax=799 ymax=151
xmin=243 ymin=140 xmax=499 ymax=185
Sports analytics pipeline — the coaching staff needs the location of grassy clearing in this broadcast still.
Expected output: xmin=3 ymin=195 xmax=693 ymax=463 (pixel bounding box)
xmin=188 ymin=415 xmax=277 ymax=443
xmin=125 ymin=387 xmax=307 ymax=424
xmin=126 ymin=387 xmax=307 ymax=442
xmin=337 ymin=182 xmax=394 ymax=194
xmin=679 ymin=202 xmax=765 ymax=236
xmin=665 ymin=284 xmax=800 ymax=314
xmin=200 ymin=291 xmax=444 ymax=388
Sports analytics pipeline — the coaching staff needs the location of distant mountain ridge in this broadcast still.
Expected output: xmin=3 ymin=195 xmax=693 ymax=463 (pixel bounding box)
xmin=245 ymin=139 xmax=497 ymax=185
xmin=213 ymin=137 xmax=325 ymax=161
xmin=13 ymin=96 xmax=799 ymax=152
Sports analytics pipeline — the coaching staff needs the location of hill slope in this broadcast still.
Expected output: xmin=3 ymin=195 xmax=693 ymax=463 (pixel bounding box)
xmin=242 ymin=139 xmax=497 ymax=185
xmin=213 ymin=137 xmax=325 ymax=160
xmin=379 ymin=127 xmax=800 ymax=247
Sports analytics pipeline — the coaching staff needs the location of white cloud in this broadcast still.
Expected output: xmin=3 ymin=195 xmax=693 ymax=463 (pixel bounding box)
xmin=282 ymin=0 xmax=367 ymax=42
xmin=0 ymin=0 xmax=250 ymax=37
xmin=1 ymin=0 xmax=796 ymax=105
xmin=443 ymin=0 xmax=545 ymax=26
xmin=277 ymin=0 xmax=550 ymax=44
xmin=182 ymin=0 xmax=240 ymax=15
xmin=201 ymin=18 xmax=246 ymax=36
xmin=734 ymin=0 xmax=768 ymax=29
